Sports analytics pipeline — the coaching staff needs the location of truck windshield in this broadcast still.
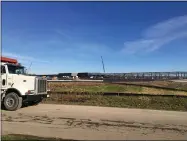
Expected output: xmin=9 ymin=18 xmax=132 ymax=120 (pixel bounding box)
xmin=7 ymin=65 xmax=26 ymax=74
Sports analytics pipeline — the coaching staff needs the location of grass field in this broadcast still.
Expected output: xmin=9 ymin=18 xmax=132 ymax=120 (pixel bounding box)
xmin=45 ymin=81 xmax=187 ymax=111
xmin=48 ymin=81 xmax=187 ymax=96
xmin=43 ymin=93 xmax=187 ymax=111
xmin=115 ymin=80 xmax=187 ymax=91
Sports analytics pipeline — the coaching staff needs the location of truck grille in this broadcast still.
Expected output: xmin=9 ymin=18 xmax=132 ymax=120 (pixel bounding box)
xmin=35 ymin=78 xmax=47 ymax=94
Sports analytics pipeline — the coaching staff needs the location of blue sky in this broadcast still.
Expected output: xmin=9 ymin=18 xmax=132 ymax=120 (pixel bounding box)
xmin=2 ymin=2 xmax=187 ymax=74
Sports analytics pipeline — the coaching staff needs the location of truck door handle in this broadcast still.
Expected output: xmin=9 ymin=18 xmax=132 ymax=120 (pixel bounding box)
xmin=2 ymin=79 xmax=5 ymax=85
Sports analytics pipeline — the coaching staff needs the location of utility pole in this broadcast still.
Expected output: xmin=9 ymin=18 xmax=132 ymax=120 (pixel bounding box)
xmin=101 ymin=56 xmax=106 ymax=73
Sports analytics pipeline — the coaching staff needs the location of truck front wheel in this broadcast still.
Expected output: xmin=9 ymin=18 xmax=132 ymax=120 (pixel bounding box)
xmin=3 ymin=92 xmax=22 ymax=111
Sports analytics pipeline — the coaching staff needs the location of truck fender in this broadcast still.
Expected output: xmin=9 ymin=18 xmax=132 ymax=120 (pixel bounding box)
xmin=2 ymin=88 xmax=22 ymax=100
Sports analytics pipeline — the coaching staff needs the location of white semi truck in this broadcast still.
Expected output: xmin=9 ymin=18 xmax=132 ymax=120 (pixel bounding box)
xmin=1 ymin=56 xmax=49 ymax=111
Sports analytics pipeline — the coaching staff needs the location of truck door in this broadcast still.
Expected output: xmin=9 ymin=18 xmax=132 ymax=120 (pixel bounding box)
xmin=1 ymin=65 xmax=7 ymax=90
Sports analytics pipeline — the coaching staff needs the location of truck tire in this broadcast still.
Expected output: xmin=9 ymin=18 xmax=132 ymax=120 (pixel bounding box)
xmin=3 ymin=92 xmax=22 ymax=111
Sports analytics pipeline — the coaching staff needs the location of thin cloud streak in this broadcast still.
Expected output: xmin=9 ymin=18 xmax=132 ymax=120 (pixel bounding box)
xmin=144 ymin=15 xmax=187 ymax=38
xmin=2 ymin=52 xmax=50 ymax=64
xmin=122 ymin=15 xmax=187 ymax=54
xmin=55 ymin=29 xmax=72 ymax=39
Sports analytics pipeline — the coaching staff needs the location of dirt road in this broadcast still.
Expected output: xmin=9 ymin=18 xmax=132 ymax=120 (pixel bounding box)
xmin=2 ymin=104 xmax=187 ymax=140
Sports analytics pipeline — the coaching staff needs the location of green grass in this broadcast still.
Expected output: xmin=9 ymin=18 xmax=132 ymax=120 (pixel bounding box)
xmin=2 ymin=134 xmax=76 ymax=141
xmin=43 ymin=94 xmax=187 ymax=111
xmin=123 ymin=81 xmax=187 ymax=91
xmin=54 ymin=85 xmax=144 ymax=93
xmin=46 ymin=82 xmax=187 ymax=111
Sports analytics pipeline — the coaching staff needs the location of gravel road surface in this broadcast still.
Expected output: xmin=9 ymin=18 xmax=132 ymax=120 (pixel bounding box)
xmin=2 ymin=104 xmax=187 ymax=140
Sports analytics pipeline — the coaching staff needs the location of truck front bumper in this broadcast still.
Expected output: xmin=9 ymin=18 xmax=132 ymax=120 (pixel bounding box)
xmin=23 ymin=94 xmax=49 ymax=102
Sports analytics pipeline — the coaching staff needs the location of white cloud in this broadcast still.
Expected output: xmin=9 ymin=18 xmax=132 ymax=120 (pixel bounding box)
xmin=122 ymin=15 xmax=187 ymax=54
xmin=144 ymin=15 xmax=187 ymax=38
xmin=2 ymin=52 xmax=51 ymax=74
xmin=2 ymin=52 xmax=50 ymax=64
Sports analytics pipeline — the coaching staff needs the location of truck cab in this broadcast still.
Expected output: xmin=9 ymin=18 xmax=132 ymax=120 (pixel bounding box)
xmin=1 ymin=56 xmax=49 ymax=111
